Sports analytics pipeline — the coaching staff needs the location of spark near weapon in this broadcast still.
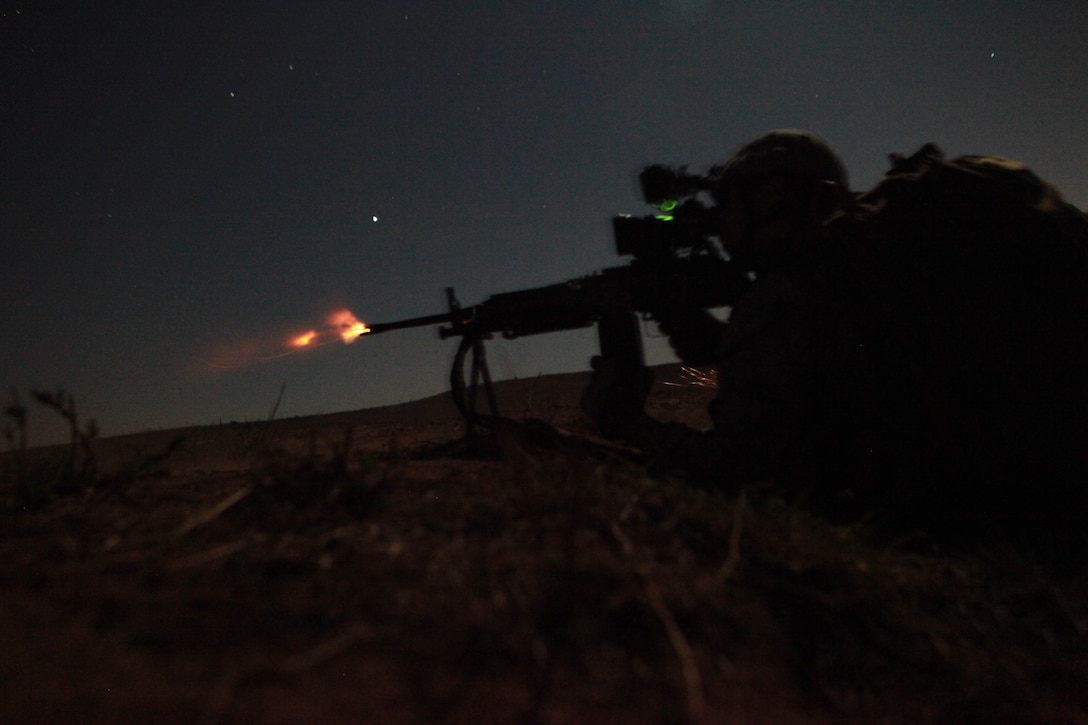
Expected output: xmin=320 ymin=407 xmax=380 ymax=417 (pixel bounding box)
xmin=362 ymin=165 xmax=749 ymax=431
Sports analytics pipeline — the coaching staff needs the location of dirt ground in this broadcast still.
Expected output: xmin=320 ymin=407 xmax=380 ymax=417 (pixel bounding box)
xmin=2 ymin=366 xmax=1087 ymax=724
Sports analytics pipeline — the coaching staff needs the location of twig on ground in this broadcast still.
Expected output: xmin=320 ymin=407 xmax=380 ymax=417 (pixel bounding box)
xmin=253 ymin=382 xmax=287 ymax=450
xmin=642 ymin=568 xmax=706 ymax=725
xmin=31 ymin=387 xmax=99 ymax=486
xmin=176 ymin=486 xmax=252 ymax=537
xmin=202 ymin=621 xmax=374 ymax=725
xmin=716 ymin=487 xmax=747 ymax=582
xmin=609 ymin=519 xmax=706 ymax=724
xmin=610 ymin=524 xmax=634 ymax=559
xmin=170 ymin=539 xmax=252 ymax=569
xmin=278 ymin=621 xmax=374 ymax=674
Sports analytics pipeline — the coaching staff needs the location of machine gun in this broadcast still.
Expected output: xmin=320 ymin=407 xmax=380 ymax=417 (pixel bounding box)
xmin=361 ymin=165 xmax=749 ymax=431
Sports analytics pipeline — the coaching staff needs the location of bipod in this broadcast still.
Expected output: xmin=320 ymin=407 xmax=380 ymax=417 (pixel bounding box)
xmin=448 ymin=330 xmax=501 ymax=438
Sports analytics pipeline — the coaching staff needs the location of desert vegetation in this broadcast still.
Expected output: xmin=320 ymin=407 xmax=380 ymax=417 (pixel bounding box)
xmin=1 ymin=370 xmax=1086 ymax=723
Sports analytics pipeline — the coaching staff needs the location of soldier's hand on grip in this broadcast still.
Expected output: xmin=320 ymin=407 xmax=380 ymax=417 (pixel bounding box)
xmin=655 ymin=307 xmax=726 ymax=365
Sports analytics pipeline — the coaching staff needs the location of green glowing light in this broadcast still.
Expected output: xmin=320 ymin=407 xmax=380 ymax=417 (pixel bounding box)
xmin=655 ymin=214 xmax=675 ymax=221
xmin=657 ymin=199 xmax=679 ymax=212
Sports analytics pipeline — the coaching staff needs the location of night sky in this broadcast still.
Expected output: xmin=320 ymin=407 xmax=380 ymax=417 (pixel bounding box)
xmin=4 ymin=2 xmax=1087 ymax=444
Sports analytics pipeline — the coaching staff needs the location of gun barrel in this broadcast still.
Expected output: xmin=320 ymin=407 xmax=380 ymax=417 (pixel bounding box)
xmin=365 ymin=312 xmax=456 ymax=335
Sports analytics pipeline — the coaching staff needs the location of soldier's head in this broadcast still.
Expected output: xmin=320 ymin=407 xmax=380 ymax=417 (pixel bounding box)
xmin=715 ymin=130 xmax=848 ymax=267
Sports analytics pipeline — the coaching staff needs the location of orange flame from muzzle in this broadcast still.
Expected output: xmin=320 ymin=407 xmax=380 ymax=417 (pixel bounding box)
xmin=203 ymin=308 xmax=372 ymax=371
xmin=288 ymin=309 xmax=370 ymax=349
xmin=329 ymin=309 xmax=371 ymax=343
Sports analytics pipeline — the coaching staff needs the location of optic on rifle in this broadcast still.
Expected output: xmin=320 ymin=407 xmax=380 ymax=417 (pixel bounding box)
xmin=611 ymin=164 xmax=724 ymax=261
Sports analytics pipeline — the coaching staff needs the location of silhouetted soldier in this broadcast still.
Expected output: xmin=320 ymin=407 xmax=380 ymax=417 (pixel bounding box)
xmin=584 ymin=130 xmax=1088 ymax=531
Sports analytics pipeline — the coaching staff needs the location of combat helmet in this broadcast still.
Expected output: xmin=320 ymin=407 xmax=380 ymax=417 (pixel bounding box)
xmin=716 ymin=130 xmax=848 ymax=222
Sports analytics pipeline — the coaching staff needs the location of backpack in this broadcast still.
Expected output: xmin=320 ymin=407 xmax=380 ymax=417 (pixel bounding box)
xmin=839 ymin=144 xmax=1088 ymax=492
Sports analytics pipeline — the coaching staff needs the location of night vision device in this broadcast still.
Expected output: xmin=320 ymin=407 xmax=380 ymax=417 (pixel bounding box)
xmin=611 ymin=163 xmax=726 ymax=261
